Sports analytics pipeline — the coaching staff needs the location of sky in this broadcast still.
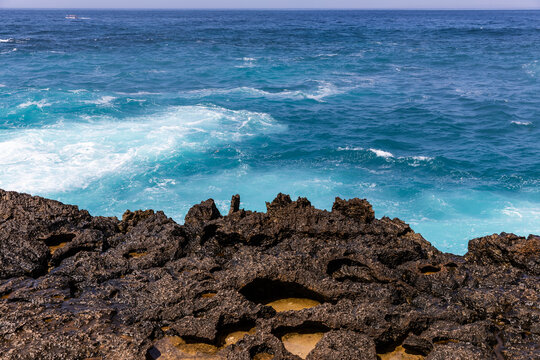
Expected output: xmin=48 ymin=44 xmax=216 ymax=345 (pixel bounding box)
xmin=1 ymin=0 xmax=540 ymax=9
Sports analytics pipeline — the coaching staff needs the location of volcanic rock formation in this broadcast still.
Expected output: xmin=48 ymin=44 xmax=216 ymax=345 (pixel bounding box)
xmin=0 ymin=189 xmax=538 ymax=359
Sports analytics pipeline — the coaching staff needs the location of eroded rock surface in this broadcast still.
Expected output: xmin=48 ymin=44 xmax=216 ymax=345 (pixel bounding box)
xmin=0 ymin=189 xmax=538 ymax=359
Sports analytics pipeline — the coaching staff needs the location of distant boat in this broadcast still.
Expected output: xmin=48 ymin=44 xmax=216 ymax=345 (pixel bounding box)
xmin=65 ymin=15 xmax=79 ymax=20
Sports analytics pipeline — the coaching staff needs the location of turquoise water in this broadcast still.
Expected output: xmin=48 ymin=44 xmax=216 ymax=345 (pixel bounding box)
xmin=1 ymin=10 xmax=539 ymax=254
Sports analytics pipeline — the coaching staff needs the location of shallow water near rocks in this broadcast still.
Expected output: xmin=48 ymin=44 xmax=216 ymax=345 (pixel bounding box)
xmin=377 ymin=345 xmax=425 ymax=360
xmin=281 ymin=332 xmax=325 ymax=359
xmin=221 ymin=328 xmax=256 ymax=347
xmin=252 ymin=353 xmax=274 ymax=360
xmin=160 ymin=328 xmax=256 ymax=359
xmin=166 ymin=336 xmax=220 ymax=358
xmin=47 ymin=242 xmax=68 ymax=255
xmin=265 ymin=298 xmax=321 ymax=312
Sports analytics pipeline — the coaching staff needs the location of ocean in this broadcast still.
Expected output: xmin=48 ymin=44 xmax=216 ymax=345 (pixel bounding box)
xmin=1 ymin=10 xmax=539 ymax=254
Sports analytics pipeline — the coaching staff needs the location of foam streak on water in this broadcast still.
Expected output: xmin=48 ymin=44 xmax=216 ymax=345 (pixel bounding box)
xmin=0 ymin=10 xmax=539 ymax=254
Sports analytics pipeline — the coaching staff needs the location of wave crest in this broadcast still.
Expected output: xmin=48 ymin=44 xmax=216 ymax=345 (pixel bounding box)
xmin=338 ymin=146 xmax=434 ymax=164
xmin=17 ymin=100 xmax=52 ymax=109
xmin=511 ymin=121 xmax=532 ymax=126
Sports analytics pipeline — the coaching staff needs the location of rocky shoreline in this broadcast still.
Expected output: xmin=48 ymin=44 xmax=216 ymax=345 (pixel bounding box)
xmin=0 ymin=189 xmax=538 ymax=359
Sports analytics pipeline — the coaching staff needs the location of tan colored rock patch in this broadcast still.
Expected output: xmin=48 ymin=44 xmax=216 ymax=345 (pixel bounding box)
xmin=281 ymin=332 xmax=324 ymax=359
xmin=265 ymin=298 xmax=320 ymax=312
xmin=377 ymin=345 xmax=424 ymax=360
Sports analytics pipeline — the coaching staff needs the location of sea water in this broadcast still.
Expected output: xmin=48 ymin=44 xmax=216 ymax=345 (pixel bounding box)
xmin=1 ymin=10 xmax=539 ymax=254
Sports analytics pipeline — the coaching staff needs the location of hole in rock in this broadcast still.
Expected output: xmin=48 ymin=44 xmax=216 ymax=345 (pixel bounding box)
xmin=253 ymin=353 xmax=274 ymax=360
xmin=377 ymin=345 xmax=425 ymax=360
xmin=125 ymin=250 xmax=148 ymax=259
xmin=1 ymin=292 xmax=11 ymax=300
xmin=145 ymin=346 xmax=161 ymax=360
xmin=217 ymin=320 xmax=257 ymax=347
xmin=419 ymin=265 xmax=441 ymax=275
xmin=193 ymin=309 xmax=207 ymax=318
xmin=167 ymin=336 xmax=220 ymax=357
xmin=200 ymin=291 xmax=217 ymax=299
xmin=220 ymin=327 xmax=256 ymax=347
xmin=432 ymin=337 xmax=458 ymax=345
xmin=444 ymin=262 xmax=458 ymax=269
xmin=274 ymin=323 xmax=329 ymax=360
xmin=327 ymin=258 xmax=368 ymax=275
xmin=327 ymin=258 xmax=374 ymax=282
xmin=239 ymin=279 xmax=326 ymax=311
xmin=250 ymin=345 xmax=275 ymax=360
xmin=281 ymin=332 xmax=324 ymax=359
xmin=159 ymin=325 xmax=257 ymax=360
xmin=43 ymin=233 xmax=76 ymax=255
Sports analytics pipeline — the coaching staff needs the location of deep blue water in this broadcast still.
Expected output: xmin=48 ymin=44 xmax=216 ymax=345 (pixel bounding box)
xmin=1 ymin=10 xmax=539 ymax=254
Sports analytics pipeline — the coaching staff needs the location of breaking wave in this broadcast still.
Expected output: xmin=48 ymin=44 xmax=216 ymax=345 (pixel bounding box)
xmin=0 ymin=105 xmax=284 ymax=194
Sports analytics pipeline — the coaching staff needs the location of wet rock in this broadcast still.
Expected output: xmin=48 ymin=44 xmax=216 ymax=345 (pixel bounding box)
xmin=0 ymin=189 xmax=538 ymax=359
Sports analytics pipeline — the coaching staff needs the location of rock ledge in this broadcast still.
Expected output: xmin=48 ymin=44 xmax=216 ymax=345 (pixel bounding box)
xmin=0 ymin=189 xmax=538 ymax=359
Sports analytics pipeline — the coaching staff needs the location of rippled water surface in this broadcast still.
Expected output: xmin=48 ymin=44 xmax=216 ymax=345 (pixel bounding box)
xmin=1 ymin=10 xmax=539 ymax=253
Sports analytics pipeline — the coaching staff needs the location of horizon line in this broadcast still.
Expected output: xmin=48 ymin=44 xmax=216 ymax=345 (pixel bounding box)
xmin=1 ymin=7 xmax=540 ymax=11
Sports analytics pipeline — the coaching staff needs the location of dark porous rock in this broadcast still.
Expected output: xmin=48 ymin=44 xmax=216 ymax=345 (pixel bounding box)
xmin=0 ymin=189 xmax=538 ymax=359
xmin=331 ymin=197 xmax=375 ymax=223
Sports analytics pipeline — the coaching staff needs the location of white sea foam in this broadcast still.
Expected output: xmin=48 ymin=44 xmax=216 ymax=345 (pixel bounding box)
xmin=305 ymin=81 xmax=341 ymax=101
xmin=235 ymin=57 xmax=257 ymax=68
xmin=337 ymin=146 xmax=363 ymax=151
xmin=83 ymin=96 xmax=116 ymax=106
xmin=17 ymin=100 xmax=52 ymax=109
xmin=115 ymin=91 xmax=160 ymax=96
xmin=369 ymin=148 xmax=394 ymax=158
xmin=339 ymin=146 xmax=433 ymax=163
xmin=410 ymin=156 xmax=433 ymax=161
xmin=0 ymin=84 xmax=6 ymax=88
xmin=0 ymin=105 xmax=284 ymax=194
xmin=186 ymin=81 xmax=342 ymax=102
xmin=502 ymin=205 xmax=540 ymax=219
xmin=0 ymin=47 xmax=17 ymax=54
xmin=522 ymin=60 xmax=538 ymax=77
xmin=350 ymin=51 xmax=366 ymax=57
xmin=406 ymin=155 xmax=434 ymax=167
xmin=68 ymin=89 xmax=88 ymax=94
xmin=0 ymin=38 xmax=13 ymax=43
xmin=511 ymin=121 xmax=532 ymax=126
xmin=502 ymin=207 xmax=523 ymax=218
